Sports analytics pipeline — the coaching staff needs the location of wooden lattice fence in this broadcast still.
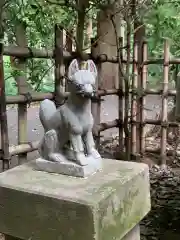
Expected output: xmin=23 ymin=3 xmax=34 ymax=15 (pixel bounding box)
xmin=0 ymin=25 xmax=180 ymax=171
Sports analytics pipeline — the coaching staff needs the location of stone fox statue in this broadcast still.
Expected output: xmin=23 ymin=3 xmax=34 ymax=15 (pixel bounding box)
xmin=38 ymin=59 xmax=101 ymax=166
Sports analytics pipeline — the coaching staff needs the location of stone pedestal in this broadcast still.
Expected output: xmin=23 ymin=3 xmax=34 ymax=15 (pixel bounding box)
xmin=0 ymin=159 xmax=150 ymax=240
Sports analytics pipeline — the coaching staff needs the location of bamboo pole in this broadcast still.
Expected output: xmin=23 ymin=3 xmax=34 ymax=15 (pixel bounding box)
xmin=6 ymin=92 xmax=54 ymax=104
xmin=0 ymin=43 xmax=10 ymax=171
xmin=54 ymin=24 xmax=65 ymax=107
xmin=91 ymin=38 xmax=101 ymax=148
xmin=4 ymin=46 xmax=54 ymax=59
xmin=175 ymin=73 xmax=180 ymax=121
xmin=140 ymin=40 xmax=147 ymax=156
xmin=98 ymin=119 xmax=120 ymax=132
xmin=160 ymin=39 xmax=169 ymax=166
xmin=9 ymin=141 xmax=39 ymax=156
xmin=124 ymin=20 xmax=131 ymax=160
xmin=139 ymin=88 xmax=176 ymax=96
xmin=118 ymin=37 xmax=124 ymax=151
xmin=144 ymin=119 xmax=179 ymax=127
xmin=131 ymin=41 xmax=138 ymax=155
xmin=65 ymin=29 xmax=73 ymax=92
xmin=146 ymin=147 xmax=180 ymax=158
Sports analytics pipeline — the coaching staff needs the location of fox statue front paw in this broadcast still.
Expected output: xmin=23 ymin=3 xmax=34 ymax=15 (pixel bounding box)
xmin=75 ymin=152 xmax=88 ymax=166
xmin=88 ymin=148 xmax=101 ymax=159
xmin=48 ymin=153 xmax=67 ymax=163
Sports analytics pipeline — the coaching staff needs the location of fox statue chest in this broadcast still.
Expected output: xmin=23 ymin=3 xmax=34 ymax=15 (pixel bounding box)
xmin=48 ymin=103 xmax=94 ymax=136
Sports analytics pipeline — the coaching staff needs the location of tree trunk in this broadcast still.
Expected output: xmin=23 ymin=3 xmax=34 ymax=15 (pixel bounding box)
xmin=76 ymin=0 xmax=89 ymax=53
xmin=96 ymin=0 xmax=125 ymax=90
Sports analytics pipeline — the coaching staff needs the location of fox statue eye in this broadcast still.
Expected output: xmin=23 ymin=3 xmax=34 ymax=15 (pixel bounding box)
xmin=75 ymin=83 xmax=82 ymax=90
xmin=92 ymin=84 xmax=96 ymax=91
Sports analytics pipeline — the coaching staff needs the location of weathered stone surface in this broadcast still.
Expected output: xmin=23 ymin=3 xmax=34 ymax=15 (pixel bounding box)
xmin=0 ymin=159 xmax=150 ymax=240
xmin=122 ymin=225 xmax=140 ymax=240
xmin=35 ymin=155 xmax=102 ymax=178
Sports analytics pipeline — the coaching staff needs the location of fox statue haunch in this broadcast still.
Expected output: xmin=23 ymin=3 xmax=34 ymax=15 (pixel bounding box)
xmin=38 ymin=59 xmax=101 ymax=166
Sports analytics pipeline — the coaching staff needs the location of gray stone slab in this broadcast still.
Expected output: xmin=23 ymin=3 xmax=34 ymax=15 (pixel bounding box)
xmin=0 ymin=159 xmax=151 ymax=240
xmin=35 ymin=155 xmax=102 ymax=178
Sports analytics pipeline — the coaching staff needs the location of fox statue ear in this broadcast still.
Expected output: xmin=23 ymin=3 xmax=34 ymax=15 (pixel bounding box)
xmin=87 ymin=60 xmax=97 ymax=79
xmin=68 ymin=59 xmax=79 ymax=78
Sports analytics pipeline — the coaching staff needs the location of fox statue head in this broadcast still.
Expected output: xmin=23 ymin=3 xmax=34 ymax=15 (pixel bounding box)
xmin=67 ymin=59 xmax=98 ymax=99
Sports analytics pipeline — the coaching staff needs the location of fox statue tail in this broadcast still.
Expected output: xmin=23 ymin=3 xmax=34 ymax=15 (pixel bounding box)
xmin=39 ymin=99 xmax=57 ymax=131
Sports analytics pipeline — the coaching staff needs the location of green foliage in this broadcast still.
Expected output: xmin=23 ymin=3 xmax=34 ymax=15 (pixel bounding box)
xmin=144 ymin=0 xmax=180 ymax=86
xmin=3 ymin=56 xmax=17 ymax=95
xmin=3 ymin=0 xmax=180 ymax=94
xmin=4 ymin=0 xmax=76 ymax=95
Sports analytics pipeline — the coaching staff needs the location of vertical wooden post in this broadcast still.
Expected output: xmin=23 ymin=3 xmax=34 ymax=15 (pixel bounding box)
xmin=65 ymin=30 xmax=73 ymax=92
xmin=175 ymin=73 xmax=180 ymax=121
xmin=0 ymin=43 xmax=10 ymax=171
xmin=15 ymin=23 xmax=30 ymax=165
xmin=140 ymin=40 xmax=148 ymax=157
xmin=118 ymin=37 xmax=124 ymax=151
xmin=54 ymin=24 xmax=64 ymax=107
xmin=131 ymin=41 xmax=138 ymax=155
xmin=160 ymin=39 xmax=169 ymax=166
xmin=91 ymin=38 xmax=101 ymax=148
xmin=66 ymin=30 xmax=73 ymax=53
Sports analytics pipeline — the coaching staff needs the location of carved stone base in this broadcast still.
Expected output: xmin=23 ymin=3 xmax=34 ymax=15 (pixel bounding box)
xmin=0 ymin=159 xmax=150 ymax=240
xmin=34 ymin=156 xmax=102 ymax=178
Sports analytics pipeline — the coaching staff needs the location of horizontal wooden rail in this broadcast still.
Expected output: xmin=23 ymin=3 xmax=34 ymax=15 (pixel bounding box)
xmin=6 ymin=89 xmax=119 ymax=105
xmin=6 ymin=87 xmax=176 ymax=105
xmin=9 ymin=141 xmax=39 ymax=156
xmin=6 ymin=118 xmax=180 ymax=157
xmin=6 ymin=92 xmax=54 ymax=104
xmin=9 ymin=141 xmax=180 ymax=159
xmin=142 ymin=88 xmax=176 ymax=96
xmin=3 ymin=45 xmax=118 ymax=63
xmin=4 ymin=45 xmax=180 ymax=65
xmin=6 ymin=119 xmax=119 ymax=156
xmin=98 ymin=119 xmax=120 ymax=132
xmin=4 ymin=46 xmax=69 ymax=60
xmin=146 ymin=147 xmax=180 ymax=157
xmin=144 ymin=119 xmax=179 ymax=127
xmin=129 ymin=88 xmax=176 ymax=97
xmin=98 ymin=89 xmax=119 ymax=96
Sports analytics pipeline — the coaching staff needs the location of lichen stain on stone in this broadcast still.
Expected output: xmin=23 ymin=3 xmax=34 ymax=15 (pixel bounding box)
xmin=98 ymin=177 xmax=145 ymax=240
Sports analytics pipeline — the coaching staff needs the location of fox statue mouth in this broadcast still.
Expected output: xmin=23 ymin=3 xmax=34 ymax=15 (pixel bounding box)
xmin=76 ymin=90 xmax=101 ymax=102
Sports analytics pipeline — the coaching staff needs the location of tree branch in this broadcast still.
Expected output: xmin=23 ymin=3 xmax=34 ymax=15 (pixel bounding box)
xmin=45 ymin=0 xmax=81 ymax=12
